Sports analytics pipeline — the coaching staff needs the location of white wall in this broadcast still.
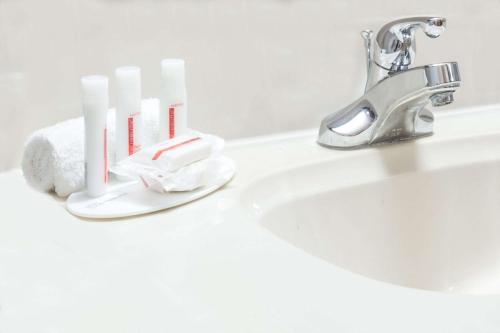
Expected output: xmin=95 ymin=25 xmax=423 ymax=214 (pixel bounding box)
xmin=1 ymin=0 xmax=499 ymax=171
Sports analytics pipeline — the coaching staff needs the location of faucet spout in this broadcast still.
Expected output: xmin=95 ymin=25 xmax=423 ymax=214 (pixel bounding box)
xmin=317 ymin=17 xmax=461 ymax=149
xmin=369 ymin=62 xmax=460 ymax=144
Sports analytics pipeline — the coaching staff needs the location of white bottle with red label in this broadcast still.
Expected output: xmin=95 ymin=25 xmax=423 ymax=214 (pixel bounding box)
xmin=115 ymin=66 xmax=142 ymax=162
xmin=81 ymin=75 xmax=109 ymax=198
xmin=160 ymin=59 xmax=187 ymax=141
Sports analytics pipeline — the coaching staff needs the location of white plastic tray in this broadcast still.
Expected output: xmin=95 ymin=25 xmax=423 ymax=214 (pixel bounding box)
xmin=66 ymin=156 xmax=235 ymax=219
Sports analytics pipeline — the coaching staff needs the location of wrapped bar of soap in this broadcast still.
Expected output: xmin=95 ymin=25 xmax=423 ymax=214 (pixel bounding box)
xmin=110 ymin=132 xmax=225 ymax=192
xmin=150 ymin=136 xmax=212 ymax=172
xmin=140 ymin=156 xmax=231 ymax=192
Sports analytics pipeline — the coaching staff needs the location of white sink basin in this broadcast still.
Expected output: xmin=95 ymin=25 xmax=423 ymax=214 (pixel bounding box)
xmin=243 ymin=106 xmax=500 ymax=294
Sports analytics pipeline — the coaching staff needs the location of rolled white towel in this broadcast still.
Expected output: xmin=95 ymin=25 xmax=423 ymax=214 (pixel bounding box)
xmin=22 ymin=98 xmax=160 ymax=197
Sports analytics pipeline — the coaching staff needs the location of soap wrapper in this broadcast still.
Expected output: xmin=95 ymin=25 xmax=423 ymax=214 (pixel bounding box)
xmin=139 ymin=156 xmax=233 ymax=193
xmin=110 ymin=132 xmax=226 ymax=193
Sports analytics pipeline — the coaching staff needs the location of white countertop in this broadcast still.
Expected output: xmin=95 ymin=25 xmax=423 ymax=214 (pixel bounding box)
xmin=1 ymin=107 xmax=500 ymax=332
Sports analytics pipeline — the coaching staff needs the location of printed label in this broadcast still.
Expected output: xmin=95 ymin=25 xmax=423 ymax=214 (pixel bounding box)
xmin=128 ymin=116 xmax=134 ymax=155
xmin=128 ymin=113 xmax=142 ymax=155
xmin=169 ymin=107 xmax=175 ymax=139
xmin=86 ymin=191 xmax=127 ymax=209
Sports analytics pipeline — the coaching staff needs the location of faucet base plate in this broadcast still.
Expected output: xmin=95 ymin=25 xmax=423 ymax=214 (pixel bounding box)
xmin=317 ymin=130 xmax=434 ymax=150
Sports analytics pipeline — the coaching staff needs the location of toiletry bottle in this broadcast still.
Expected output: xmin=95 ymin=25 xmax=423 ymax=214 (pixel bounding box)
xmin=115 ymin=66 xmax=142 ymax=162
xmin=160 ymin=59 xmax=187 ymax=141
xmin=81 ymin=75 xmax=109 ymax=197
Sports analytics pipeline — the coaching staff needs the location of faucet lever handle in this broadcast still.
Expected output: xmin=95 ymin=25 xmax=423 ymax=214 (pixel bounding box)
xmin=375 ymin=17 xmax=446 ymax=71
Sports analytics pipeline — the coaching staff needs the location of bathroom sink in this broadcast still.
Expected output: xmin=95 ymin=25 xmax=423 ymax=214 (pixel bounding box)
xmin=3 ymin=105 xmax=500 ymax=331
xmin=243 ymin=106 xmax=500 ymax=295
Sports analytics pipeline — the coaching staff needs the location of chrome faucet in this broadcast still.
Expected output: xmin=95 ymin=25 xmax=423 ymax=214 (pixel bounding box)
xmin=317 ymin=17 xmax=461 ymax=149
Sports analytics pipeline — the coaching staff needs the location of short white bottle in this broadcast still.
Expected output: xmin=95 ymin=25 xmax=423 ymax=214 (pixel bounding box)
xmin=160 ymin=59 xmax=187 ymax=141
xmin=81 ymin=75 xmax=109 ymax=198
xmin=115 ymin=66 xmax=142 ymax=162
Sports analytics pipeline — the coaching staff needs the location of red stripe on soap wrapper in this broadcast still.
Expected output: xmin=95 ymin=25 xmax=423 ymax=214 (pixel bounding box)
xmin=139 ymin=175 xmax=149 ymax=188
xmin=151 ymin=137 xmax=201 ymax=161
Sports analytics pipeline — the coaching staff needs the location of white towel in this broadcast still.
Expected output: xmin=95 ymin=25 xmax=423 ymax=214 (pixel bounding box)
xmin=22 ymin=98 xmax=160 ymax=197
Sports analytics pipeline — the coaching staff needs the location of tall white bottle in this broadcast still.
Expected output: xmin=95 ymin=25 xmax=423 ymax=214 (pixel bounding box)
xmin=115 ymin=66 xmax=142 ymax=162
xmin=160 ymin=59 xmax=187 ymax=141
xmin=81 ymin=75 xmax=109 ymax=198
